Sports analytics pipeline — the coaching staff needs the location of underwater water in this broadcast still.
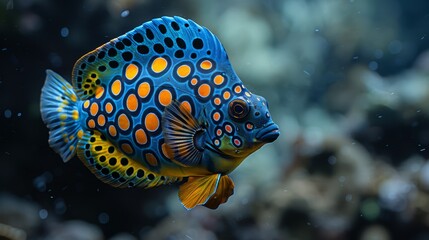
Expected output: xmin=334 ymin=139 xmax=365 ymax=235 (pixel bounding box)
xmin=2 ymin=0 xmax=429 ymax=239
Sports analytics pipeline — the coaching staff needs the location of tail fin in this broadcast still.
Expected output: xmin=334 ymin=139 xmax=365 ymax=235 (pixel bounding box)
xmin=40 ymin=70 xmax=82 ymax=162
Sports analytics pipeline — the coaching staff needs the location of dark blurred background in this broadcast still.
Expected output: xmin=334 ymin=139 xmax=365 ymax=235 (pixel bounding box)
xmin=2 ymin=0 xmax=429 ymax=239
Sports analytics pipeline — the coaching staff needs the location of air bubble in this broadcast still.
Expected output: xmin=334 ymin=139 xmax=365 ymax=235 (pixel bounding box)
xmin=54 ymin=198 xmax=67 ymax=215
xmin=4 ymin=109 xmax=12 ymax=118
xmin=39 ymin=209 xmax=48 ymax=219
xmin=98 ymin=212 xmax=109 ymax=224
xmin=388 ymin=40 xmax=403 ymax=54
xmin=49 ymin=53 xmax=62 ymax=67
xmin=33 ymin=172 xmax=53 ymax=192
xmin=121 ymin=10 xmax=130 ymax=18
xmin=328 ymin=156 xmax=336 ymax=165
xmin=373 ymin=50 xmax=383 ymax=59
xmin=368 ymin=61 xmax=378 ymax=71
xmin=60 ymin=27 xmax=69 ymax=37
xmin=345 ymin=194 xmax=353 ymax=202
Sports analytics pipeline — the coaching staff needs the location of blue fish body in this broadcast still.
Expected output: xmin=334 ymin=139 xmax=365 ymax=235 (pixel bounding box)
xmin=40 ymin=16 xmax=279 ymax=209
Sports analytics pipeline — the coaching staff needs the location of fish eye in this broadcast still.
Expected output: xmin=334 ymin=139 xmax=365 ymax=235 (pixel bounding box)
xmin=229 ymin=99 xmax=249 ymax=120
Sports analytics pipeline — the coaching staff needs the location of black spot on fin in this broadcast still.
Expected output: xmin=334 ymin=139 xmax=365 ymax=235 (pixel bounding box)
xmin=77 ymin=130 xmax=182 ymax=188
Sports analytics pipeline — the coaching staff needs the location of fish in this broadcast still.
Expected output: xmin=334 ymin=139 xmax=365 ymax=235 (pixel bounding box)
xmin=40 ymin=16 xmax=279 ymax=210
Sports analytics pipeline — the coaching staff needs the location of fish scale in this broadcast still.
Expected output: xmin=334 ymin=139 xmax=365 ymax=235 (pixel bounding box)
xmin=40 ymin=16 xmax=279 ymax=209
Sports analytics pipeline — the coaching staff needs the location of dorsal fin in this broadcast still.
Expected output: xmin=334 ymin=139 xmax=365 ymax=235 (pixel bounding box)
xmin=71 ymin=16 xmax=227 ymax=100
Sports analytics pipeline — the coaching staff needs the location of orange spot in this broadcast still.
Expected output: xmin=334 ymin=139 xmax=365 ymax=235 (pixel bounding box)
xmin=70 ymin=94 xmax=77 ymax=102
xmin=180 ymin=101 xmax=192 ymax=114
xmin=246 ymin=123 xmax=254 ymax=130
xmin=118 ymin=113 xmax=130 ymax=131
xmin=214 ymin=97 xmax=221 ymax=106
xmin=90 ymin=102 xmax=99 ymax=116
xmin=125 ymin=64 xmax=139 ymax=80
xmin=105 ymin=102 xmax=114 ymax=114
xmin=83 ymin=100 xmax=90 ymax=108
xmin=214 ymin=75 xmax=224 ymax=85
xmin=190 ymin=78 xmax=198 ymax=86
xmin=200 ymin=60 xmax=212 ymax=70
xmin=88 ymin=119 xmax=95 ymax=128
xmin=234 ymin=85 xmax=242 ymax=94
xmin=198 ymin=84 xmax=211 ymax=98
xmin=108 ymin=125 xmax=117 ymax=137
xmin=161 ymin=143 xmax=174 ymax=159
xmin=77 ymin=130 xmax=84 ymax=139
xmin=111 ymin=79 xmax=122 ymax=96
xmin=97 ymin=114 xmax=106 ymax=127
xmin=135 ymin=129 xmax=147 ymax=145
xmin=151 ymin=57 xmax=168 ymax=73
xmin=95 ymin=86 xmax=104 ymax=99
xmin=177 ymin=65 xmax=191 ymax=78
xmin=213 ymin=112 xmax=221 ymax=122
xmin=145 ymin=153 xmax=159 ymax=167
xmin=225 ymin=124 xmax=233 ymax=133
xmin=138 ymin=82 xmax=151 ymax=99
xmin=121 ymin=143 xmax=134 ymax=154
xmin=216 ymin=129 xmax=222 ymax=136
xmin=223 ymin=91 xmax=231 ymax=100
xmin=158 ymin=89 xmax=172 ymax=106
xmin=72 ymin=110 xmax=79 ymax=120
xmin=145 ymin=113 xmax=159 ymax=132
xmin=126 ymin=93 xmax=138 ymax=112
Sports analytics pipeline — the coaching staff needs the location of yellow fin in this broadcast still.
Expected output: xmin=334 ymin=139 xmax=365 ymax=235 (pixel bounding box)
xmin=178 ymin=174 xmax=221 ymax=210
xmin=204 ymin=175 xmax=235 ymax=209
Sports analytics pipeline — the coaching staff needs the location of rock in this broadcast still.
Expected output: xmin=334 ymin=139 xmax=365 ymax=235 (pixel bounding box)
xmin=45 ymin=220 xmax=103 ymax=240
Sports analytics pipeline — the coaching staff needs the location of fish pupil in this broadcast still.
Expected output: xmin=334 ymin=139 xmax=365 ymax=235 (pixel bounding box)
xmin=234 ymin=104 xmax=244 ymax=114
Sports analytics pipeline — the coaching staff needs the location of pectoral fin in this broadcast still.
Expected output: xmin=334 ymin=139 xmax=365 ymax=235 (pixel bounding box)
xmin=162 ymin=101 xmax=205 ymax=167
xmin=178 ymin=174 xmax=234 ymax=210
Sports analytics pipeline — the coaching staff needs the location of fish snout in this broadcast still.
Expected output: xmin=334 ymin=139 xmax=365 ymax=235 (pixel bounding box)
xmin=255 ymin=122 xmax=280 ymax=143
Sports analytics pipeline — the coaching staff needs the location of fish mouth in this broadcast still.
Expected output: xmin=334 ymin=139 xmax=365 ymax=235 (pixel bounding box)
xmin=255 ymin=123 xmax=280 ymax=143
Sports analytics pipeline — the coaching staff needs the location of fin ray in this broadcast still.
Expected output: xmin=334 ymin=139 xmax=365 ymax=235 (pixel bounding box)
xmin=40 ymin=70 xmax=81 ymax=162
xmin=178 ymin=174 xmax=221 ymax=210
xmin=162 ymin=101 xmax=204 ymax=166
xmin=204 ymin=175 xmax=235 ymax=209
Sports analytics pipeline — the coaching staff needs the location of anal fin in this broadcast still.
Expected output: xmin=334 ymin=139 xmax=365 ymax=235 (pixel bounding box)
xmin=204 ymin=175 xmax=234 ymax=209
xmin=178 ymin=174 xmax=235 ymax=210
xmin=77 ymin=130 xmax=182 ymax=188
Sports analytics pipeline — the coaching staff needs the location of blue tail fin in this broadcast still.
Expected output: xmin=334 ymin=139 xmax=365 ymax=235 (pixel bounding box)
xmin=40 ymin=70 xmax=82 ymax=162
